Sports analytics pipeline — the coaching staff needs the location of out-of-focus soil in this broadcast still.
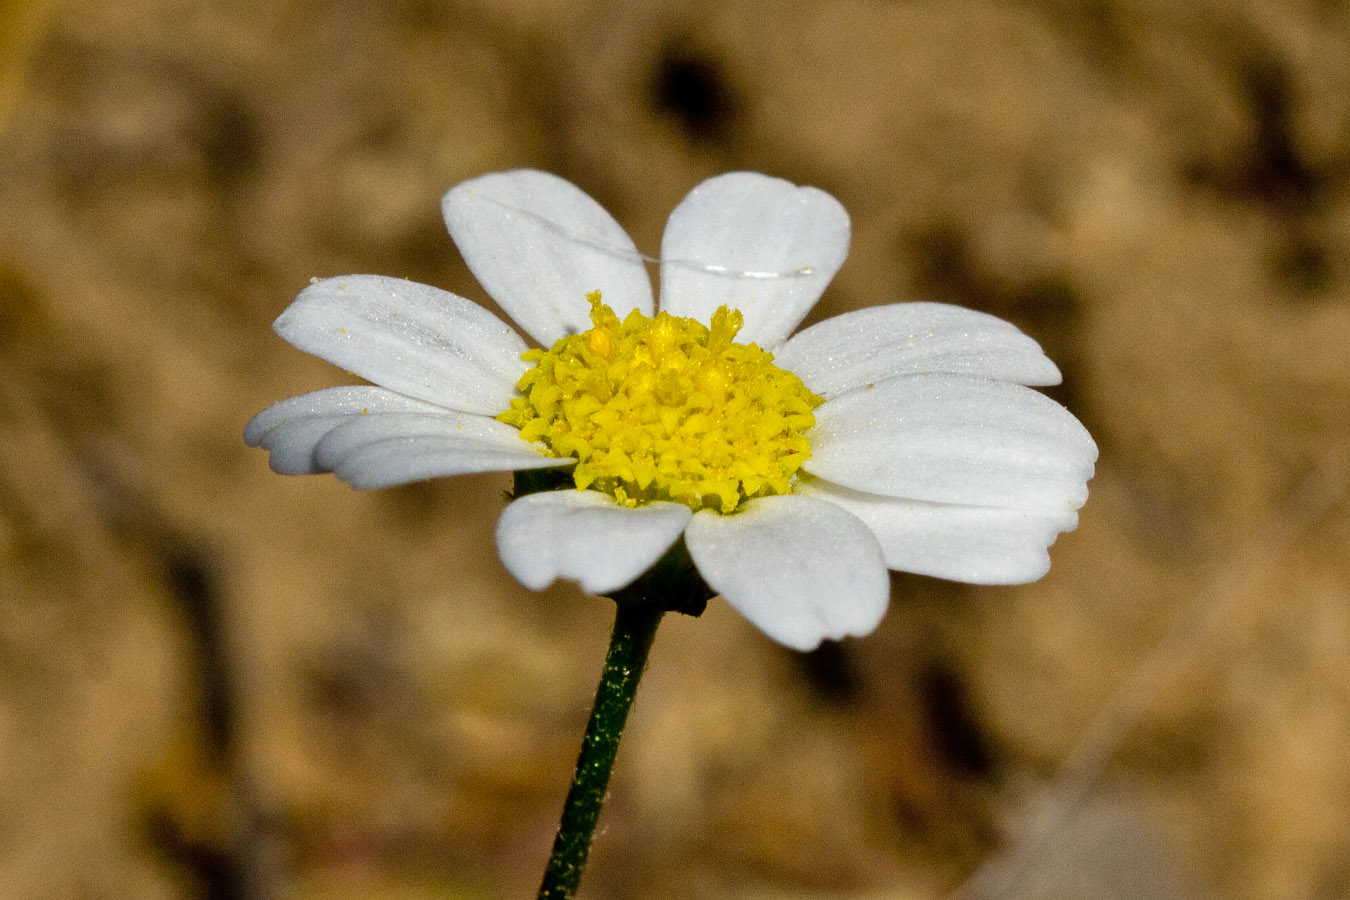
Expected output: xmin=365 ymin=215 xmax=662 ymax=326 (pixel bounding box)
xmin=2 ymin=0 xmax=1348 ymax=898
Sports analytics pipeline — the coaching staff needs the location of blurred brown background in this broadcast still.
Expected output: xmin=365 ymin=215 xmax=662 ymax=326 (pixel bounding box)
xmin=2 ymin=0 xmax=1349 ymax=898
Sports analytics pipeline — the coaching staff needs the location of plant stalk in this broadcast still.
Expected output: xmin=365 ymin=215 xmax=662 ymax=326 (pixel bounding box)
xmin=536 ymin=601 xmax=664 ymax=900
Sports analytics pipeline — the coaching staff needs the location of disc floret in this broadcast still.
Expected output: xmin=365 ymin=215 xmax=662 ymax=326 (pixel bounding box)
xmin=498 ymin=293 xmax=822 ymax=513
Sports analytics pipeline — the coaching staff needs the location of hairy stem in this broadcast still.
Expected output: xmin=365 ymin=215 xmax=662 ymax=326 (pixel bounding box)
xmin=537 ymin=602 xmax=664 ymax=900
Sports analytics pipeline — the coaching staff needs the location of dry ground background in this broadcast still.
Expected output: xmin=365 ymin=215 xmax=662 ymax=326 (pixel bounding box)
xmin=2 ymin=0 xmax=1349 ymax=898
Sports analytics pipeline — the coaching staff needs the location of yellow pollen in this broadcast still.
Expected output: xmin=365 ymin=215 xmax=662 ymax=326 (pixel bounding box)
xmin=498 ymin=292 xmax=822 ymax=513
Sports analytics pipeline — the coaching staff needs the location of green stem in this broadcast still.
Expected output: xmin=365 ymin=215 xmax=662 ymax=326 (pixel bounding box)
xmin=537 ymin=602 xmax=664 ymax=900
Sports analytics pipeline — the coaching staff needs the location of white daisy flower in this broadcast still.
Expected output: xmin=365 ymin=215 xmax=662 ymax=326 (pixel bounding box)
xmin=245 ymin=170 xmax=1096 ymax=651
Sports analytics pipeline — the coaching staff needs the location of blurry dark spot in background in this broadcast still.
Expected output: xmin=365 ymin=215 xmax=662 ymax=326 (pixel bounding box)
xmin=1272 ymin=229 xmax=1332 ymax=295
xmin=1181 ymin=51 xmax=1339 ymax=297
xmin=1234 ymin=54 xmax=1318 ymax=215
xmin=144 ymin=806 xmax=241 ymax=900
xmin=909 ymin=222 xmax=1083 ymax=334
xmin=163 ymin=543 xmax=233 ymax=757
xmin=151 ymin=541 xmax=249 ymax=900
xmin=796 ymin=640 xmax=860 ymax=705
xmin=198 ymin=88 xmax=261 ymax=190
xmin=917 ymin=659 xmax=993 ymax=778
xmin=0 ymin=264 xmax=45 ymax=353
xmin=909 ymin=223 xmax=970 ymax=304
xmin=648 ymin=41 xmax=739 ymax=143
xmin=302 ymin=626 xmax=404 ymax=729
xmin=378 ymin=480 xmax=459 ymax=527
xmin=1181 ymin=53 xmax=1320 ymax=213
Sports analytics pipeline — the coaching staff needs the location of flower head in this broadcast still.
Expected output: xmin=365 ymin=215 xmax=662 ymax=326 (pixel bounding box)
xmin=245 ymin=170 xmax=1096 ymax=650
xmin=499 ymin=292 xmax=821 ymax=513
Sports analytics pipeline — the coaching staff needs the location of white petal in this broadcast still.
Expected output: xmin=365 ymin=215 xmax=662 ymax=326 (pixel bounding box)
xmin=329 ymin=439 xmax=569 ymax=489
xmin=799 ymin=479 xmax=1080 ymax=584
xmin=442 ymin=170 xmax=654 ymax=346
xmin=495 ymin=491 xmax=691 ymax=595
xmin=804 ymin=374 xmax=1097 ymax=513
xmin=273 ymin=275 xmax=529 ymax=415
xmin=313 ymin=412 xmax=570 ymax=489
xmin=659 ymin=173 xmax=850 ymax=346
xmin=774 ymin=302 xmax=1062 ymax=398
xmin=244 ymin=386 xmax=444 ymax=474
xmin=313 ymin=411 xmax=526 ymax=469
xmin=684 ymin=494 xmax=888 ymax=651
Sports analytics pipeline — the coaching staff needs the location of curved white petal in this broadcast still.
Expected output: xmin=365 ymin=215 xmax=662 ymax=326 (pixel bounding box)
xmin=799 ymin=479 xmax=1079 ymax=584
xmin=332 ymin=441 xmax=567 ymax=489
xmin=272 ymin=275 xmax=529 ymax=415
xmin=774 ymin=302 xmax=1061 ymax=398
xmin=684 ymin=494 xmax=888 ymax=651
xmin=659 ymin=173 xmax=849 ymax=347
xmin=312 ymin=412 xmax=529 ymax=469
xmin=495 ymin=491 xmax=691 ymax=595
xmin=244 ymin=386 xmax=445 ymax=474
xmin=329 ymin=439 xmax=569 ymax=489
xmin=443 ymin=170 xmax=654 ymax=346
xmin=804 ymin=374 xmax=1097 ymax=512
xmin=309 ymin=413 xmax=570 ymax=489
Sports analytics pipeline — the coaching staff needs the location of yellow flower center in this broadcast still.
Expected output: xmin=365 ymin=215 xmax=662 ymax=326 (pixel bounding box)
xmin=498 ymin=293 xmax=822 ymax=514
